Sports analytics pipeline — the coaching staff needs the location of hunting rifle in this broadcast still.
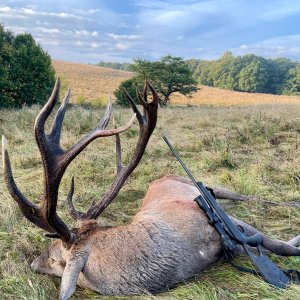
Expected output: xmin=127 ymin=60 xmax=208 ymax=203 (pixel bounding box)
xmin=163 ymin=135 xmax=294 ymax=289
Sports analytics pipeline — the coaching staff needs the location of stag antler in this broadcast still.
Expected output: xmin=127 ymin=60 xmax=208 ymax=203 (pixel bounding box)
xmin=2 ymin=78 xmax=136 ymax=243
xmin=67 ymin=80 xmax=159 ymax=220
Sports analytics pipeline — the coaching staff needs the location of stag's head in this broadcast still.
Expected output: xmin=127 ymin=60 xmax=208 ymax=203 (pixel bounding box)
xmin=2 ymin=78 xmax=158 ymax=277
xmin=31 ymin=239 xmax=66 ymax=276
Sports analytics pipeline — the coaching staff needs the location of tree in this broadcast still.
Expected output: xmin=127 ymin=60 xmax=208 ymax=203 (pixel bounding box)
xmin=114 ymin=78 xmax=143 ymax=107
xmin=283 ymin=65 xmax=300 ymax=95
xmin=269 ymin=58 xmax=297 ymax=94
xmin=238 ymin=60 xmax=268 ymax=92
xmin=127 ymin=55 xmax=198 ymax=105
xmin=0 ymin=25 xmax=55 ymax=108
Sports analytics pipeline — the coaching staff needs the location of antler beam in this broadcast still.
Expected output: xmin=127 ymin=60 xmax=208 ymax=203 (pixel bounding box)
xmin=3 ymin=78 xmax=136 ymax=242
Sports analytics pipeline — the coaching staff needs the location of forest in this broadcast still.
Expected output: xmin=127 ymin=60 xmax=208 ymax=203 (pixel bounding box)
xmin=186 ymin=52 xmax=300 ymax=95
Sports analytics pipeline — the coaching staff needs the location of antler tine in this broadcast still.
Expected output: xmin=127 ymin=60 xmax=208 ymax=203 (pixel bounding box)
xmin=75 ymin=81 xmax=158 ymax=220
xmin=66 ymin=176 xmax=84 ymax=220
xmin=2 ymin=136 xmax=53 ymax=232
xmin=123 ymin=88 xmax=144 ymax=124
xmin=115 ymin=133 xmax=123 ymax=174
xmin=48 ymin=87 xmax=71 ymax=145
xmin=146 ymin=81 xmax=159 ymax=106
xmin=143 ymin=80 xmax=148 ymax=101
xmin=34 ymin=78 xmax=60 ymax=146
xmin=137 ymin=89 xmax=149 ymax=108
xmin=98 ymin=96 xmax=113 ymax=129
xmin=112 ymin=117 xmax=123 ymax=174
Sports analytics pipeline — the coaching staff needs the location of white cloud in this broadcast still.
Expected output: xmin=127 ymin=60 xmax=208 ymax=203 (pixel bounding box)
xmin=0 ymin=6 xmax=92 ymax=21
xmin=231 ymin=36 xmax=300 ymax=59
xmin=72 ymin=8 xmax=100 ymax=15
xmin=4 ymin=25 xmax=27 ymax=33
xmin=91 ymin=42 xmax=101 ymax=48
xmin=115 ymin=43 xmax=131 ymax=50
xmin=107 ymin=33 xmax=142 ymax=41
xmin=75 ymin=29 xmax=98 ymax=37
xmin=35 ymin=38 xmax=59 ymax=46
xmin=36 ymin=27 xmax=61 ymax=34
xmin=0 ymin=6 xmax=12 ymax=13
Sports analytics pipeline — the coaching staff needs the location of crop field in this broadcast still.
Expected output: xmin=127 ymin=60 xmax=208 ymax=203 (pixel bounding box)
xmin=52 ymin=60 xmax=132 ymax=105
xmin=1 ymin=96 xmax=300 ymax=299
xmin=52 ymin=60 xmax=300 ymax=106
xmin=172 ymin=85 xmax=300 ymax=106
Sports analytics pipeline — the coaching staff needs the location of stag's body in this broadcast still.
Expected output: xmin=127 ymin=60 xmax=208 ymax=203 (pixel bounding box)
xmin=32 ymin=175 xmax=222 ymax=296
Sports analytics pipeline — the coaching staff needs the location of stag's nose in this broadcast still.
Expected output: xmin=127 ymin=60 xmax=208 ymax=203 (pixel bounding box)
xmin=30 ymin=258 xmax=40 ymax=273
xmin=31 ymin=258 xmax=40 ymax=272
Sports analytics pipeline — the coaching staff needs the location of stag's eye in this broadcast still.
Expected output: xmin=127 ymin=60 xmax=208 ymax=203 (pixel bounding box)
xmin=49 ymin=258 xmax=56 ymax=265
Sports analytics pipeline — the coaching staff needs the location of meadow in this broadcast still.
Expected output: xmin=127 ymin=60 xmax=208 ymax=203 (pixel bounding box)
xmin=1 ymin=62 xmax=300 ymax=299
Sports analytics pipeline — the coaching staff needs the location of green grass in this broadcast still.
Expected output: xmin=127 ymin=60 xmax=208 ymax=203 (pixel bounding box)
xmin=1 ymin=103 xmax=300 ymax=299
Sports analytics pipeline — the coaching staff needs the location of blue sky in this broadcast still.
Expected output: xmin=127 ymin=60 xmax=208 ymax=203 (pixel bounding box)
xmin=1 ymin=0 xmax=300 ymax=63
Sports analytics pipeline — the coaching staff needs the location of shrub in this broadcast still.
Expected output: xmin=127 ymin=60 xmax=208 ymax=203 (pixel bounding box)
xmin=114 ymin=78 xmax=141 ymax=107
xmin=0 ymin=25 xmax=55 ymax=108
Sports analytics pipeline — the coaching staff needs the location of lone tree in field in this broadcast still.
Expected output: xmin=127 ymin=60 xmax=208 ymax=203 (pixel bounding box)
xmin=0 ymin=25 xmax=55 ymax=108
xmin=115 ymin=55 xmax=198 ymax=106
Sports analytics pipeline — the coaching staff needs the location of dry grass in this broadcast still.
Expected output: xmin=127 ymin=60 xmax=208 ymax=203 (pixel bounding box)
xmin=52 ymin=60 xmax=300 ymax=107
xmin=52 ymin=60 xmax=132 ymax=104
xmin=172 ymin=85 xmax=300 ymax=106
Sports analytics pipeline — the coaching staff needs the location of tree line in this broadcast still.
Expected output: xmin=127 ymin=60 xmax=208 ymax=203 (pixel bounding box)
xmin=186 ymin=52 xmax=300 ymax=95
xmin=0 ymin=25 xmax=55 ymax=108
xmin=99 ymin=52 xmax=300 ymax=96
xmin=96 ymin=61 xmax=132 ymax=71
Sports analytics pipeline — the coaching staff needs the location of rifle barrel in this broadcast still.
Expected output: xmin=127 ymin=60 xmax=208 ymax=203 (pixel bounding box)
xmin=163 ymin=136 xmax=199 ymax=187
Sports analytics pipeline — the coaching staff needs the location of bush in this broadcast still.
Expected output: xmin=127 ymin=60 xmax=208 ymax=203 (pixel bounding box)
xmin=114 ymin=78 xmax=142 ymax=107
xmin=75 ymin=95 xmax=86 ymax=105
xmin=0 ymin=25 xmax=55 ymax=108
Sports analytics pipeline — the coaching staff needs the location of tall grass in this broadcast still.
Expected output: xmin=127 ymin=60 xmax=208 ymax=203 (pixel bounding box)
xmin=1 ymin=103 xmax=300 ymax=299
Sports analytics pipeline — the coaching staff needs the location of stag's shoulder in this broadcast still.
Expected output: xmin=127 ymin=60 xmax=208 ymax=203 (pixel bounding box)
xmin=140 ymin=175 xmax=199 ymax=211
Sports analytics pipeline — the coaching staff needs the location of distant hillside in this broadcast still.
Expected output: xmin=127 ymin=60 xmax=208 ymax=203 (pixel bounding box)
xmin=172 ymin=85 xmax=300 ymax=106
xmin=52 ymin=60 xmax=300 ymax=106
xmin=52 ymin=60 xmax=133 ymax=104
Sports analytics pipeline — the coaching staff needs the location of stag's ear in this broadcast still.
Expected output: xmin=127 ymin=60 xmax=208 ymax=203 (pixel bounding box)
xmin=59 ymin=256 xmax=86 ymax=300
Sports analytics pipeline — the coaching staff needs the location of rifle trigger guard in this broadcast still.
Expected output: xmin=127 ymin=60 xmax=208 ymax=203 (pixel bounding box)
xmin=237 ymin=225 xmax=245 ymax=233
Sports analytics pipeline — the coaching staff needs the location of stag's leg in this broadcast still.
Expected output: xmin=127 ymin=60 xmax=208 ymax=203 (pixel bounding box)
xmin=232 ymin=217 xmax=300 ymax=256
xmin=59 ymin=255 xmax=87 ymax=300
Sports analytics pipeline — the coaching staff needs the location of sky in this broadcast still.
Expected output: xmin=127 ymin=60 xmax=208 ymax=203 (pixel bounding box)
xmin=1 ymin=0 xmax=300 ymax=63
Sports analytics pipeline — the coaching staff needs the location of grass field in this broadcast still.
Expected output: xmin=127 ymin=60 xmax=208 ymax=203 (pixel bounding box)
xmin=52 ymin=60 xmax=132 ymax=105
xmin=1 ymin=100 xmax=300 ymax=299
xmin=52 ymin=60 xmax=300 ymax=106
